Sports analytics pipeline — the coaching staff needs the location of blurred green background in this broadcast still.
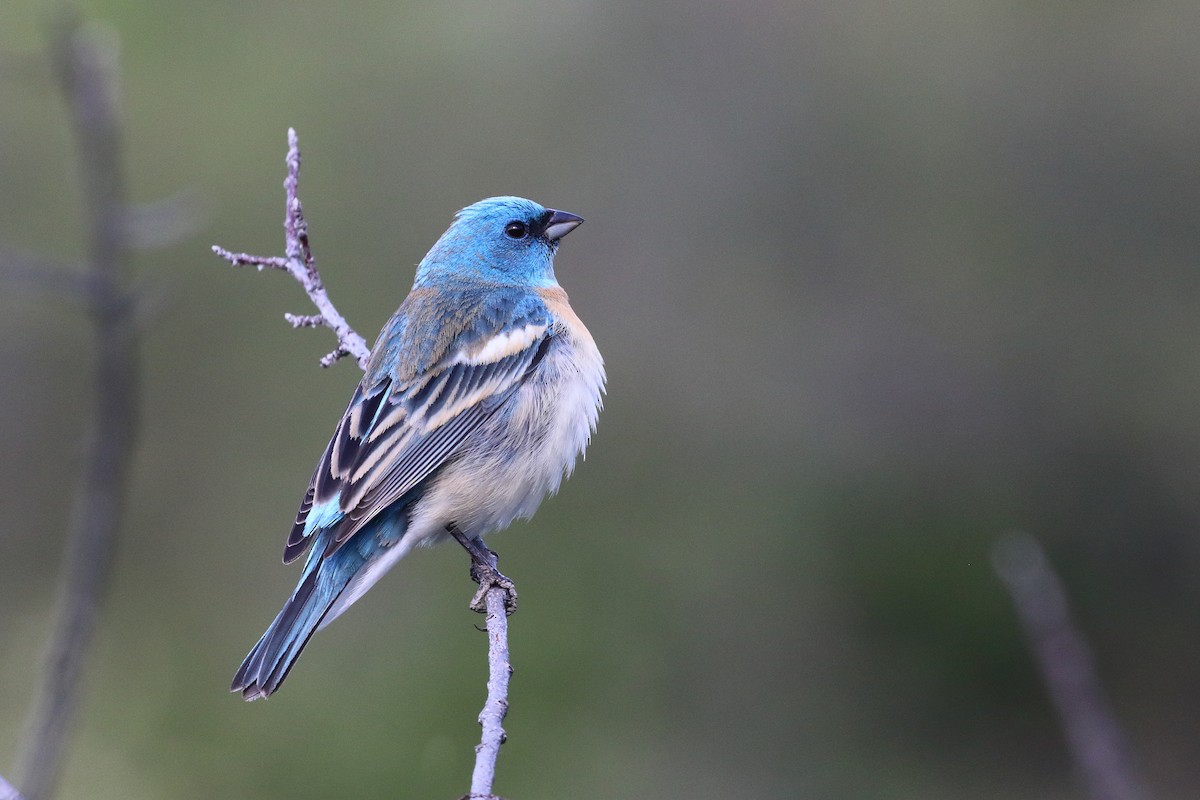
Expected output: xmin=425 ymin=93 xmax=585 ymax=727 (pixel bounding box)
xmin=3 ymin=1 xmax=1200 ymax=798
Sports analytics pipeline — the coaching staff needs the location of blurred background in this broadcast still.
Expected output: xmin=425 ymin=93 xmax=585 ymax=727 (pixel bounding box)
xmin=2 ymin=1 xmax=1199 ymax=798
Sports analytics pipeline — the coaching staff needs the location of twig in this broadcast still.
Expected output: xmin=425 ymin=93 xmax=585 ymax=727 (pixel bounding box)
xmin=212 ymin=128 xmax=370 ymax=369
xmin=992 ymin=532 xmax=1146 ymax=800
xmin=463 ymin=586 xmax=514 ymax=800
xmin=0 ymin=774 xmax=26 ymax=800
xmin=225 ymin=131 xmax=516 ymax=797
xmin=17 ymin=16 xmax=141 ymax=800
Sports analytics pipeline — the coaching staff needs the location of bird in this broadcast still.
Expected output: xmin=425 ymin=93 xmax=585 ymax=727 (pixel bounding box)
xmin=231 ymin=196 xmax=604 ymax=700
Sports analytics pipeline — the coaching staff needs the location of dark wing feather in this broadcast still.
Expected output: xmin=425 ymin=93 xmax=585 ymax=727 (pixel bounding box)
xmin=284 ymin=325 xmax=552 ymax=563
xmin=330 ymin=343 xmax=548 ymax=551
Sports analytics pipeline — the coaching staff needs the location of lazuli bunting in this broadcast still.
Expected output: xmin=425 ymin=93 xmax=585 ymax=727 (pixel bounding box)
xmin=232 ymin=197 xmax=604 ymax=700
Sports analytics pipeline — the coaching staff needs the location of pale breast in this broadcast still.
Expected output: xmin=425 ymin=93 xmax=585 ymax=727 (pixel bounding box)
xmin=408 ymin=311 xmax=605 ymax=540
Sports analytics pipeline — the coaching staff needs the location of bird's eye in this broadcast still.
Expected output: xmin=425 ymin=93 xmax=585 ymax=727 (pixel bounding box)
xmin=504 ymin=221 xmax=529 ymax=240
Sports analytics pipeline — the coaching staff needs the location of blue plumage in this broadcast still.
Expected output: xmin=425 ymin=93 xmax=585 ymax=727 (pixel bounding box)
xmin=232 ymin=197 xmax=605 ymax=700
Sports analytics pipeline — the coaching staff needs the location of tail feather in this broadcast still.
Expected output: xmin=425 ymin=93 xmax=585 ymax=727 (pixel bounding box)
xmin=231 ymin=564 xmax=348 ymax=700
xmin=232 ymin=508 xmax=413 ymax=700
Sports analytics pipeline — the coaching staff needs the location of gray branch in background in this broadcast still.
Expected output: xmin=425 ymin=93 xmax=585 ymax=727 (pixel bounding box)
xmin=216 ymin=131 xmax=515 ymax=799
xmin=0 ymin=249 xmax=92 ymax=300
xmin=16 ymin=16 xmax=141 ymax=800
xmin=992 ymin=532 xmax=1147 ymax=800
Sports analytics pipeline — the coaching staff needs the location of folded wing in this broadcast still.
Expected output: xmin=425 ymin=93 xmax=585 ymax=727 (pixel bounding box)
xmin=284 ymin=306 xmax=553 ymax=563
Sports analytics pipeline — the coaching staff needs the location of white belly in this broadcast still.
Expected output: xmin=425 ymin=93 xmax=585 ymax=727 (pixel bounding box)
xmin=322 ymin=321 xmax=604 ymax=626
xmin=408 ymin=327 xmax=605 ymax=542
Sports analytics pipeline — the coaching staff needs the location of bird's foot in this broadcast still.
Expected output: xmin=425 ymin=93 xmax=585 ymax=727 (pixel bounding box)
xmin=446 ymin=524 xmax=518 ymax=615
xmin=468 ymin=556 xmax=518 ymax=616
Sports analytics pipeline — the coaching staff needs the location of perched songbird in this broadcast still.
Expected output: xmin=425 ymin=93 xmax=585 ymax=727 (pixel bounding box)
xmin=232 ymin=197 xmax=604 ymax=700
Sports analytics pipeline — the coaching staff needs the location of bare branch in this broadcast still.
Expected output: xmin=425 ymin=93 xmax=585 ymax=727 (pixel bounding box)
xmin=462 ymin=586 xmax=514 ymax=800
xmin=283 ymin=312 xmax=326 ymax=328
xmin=211 ymin=128 xmax=370 ymax=369
xmin=18 ymin=16 xmax=141 ymax=800
xmin=992 ymin=532 xmax=1146 ymax=800
xmin=210 ymin=246 xmax=289 ymax=271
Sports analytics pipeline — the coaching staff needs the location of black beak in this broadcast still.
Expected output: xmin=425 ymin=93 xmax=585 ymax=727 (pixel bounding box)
xmin=542 ymin=209 xmax=584 ymax=242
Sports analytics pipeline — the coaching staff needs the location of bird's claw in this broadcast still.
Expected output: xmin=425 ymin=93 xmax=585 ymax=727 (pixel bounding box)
xmin=469 ymin=559 xmax=518 ymax=615
xmin=446 ymin=525 xmax=519 ymax=615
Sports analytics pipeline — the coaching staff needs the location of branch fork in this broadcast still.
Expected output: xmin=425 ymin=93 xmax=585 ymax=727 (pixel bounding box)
xmin=211 ymin=128 xmax=370 ymax=369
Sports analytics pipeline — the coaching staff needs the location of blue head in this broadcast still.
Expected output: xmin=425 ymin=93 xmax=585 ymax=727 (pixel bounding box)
xmin=414 ymin=196 xmax=583 ymax=289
